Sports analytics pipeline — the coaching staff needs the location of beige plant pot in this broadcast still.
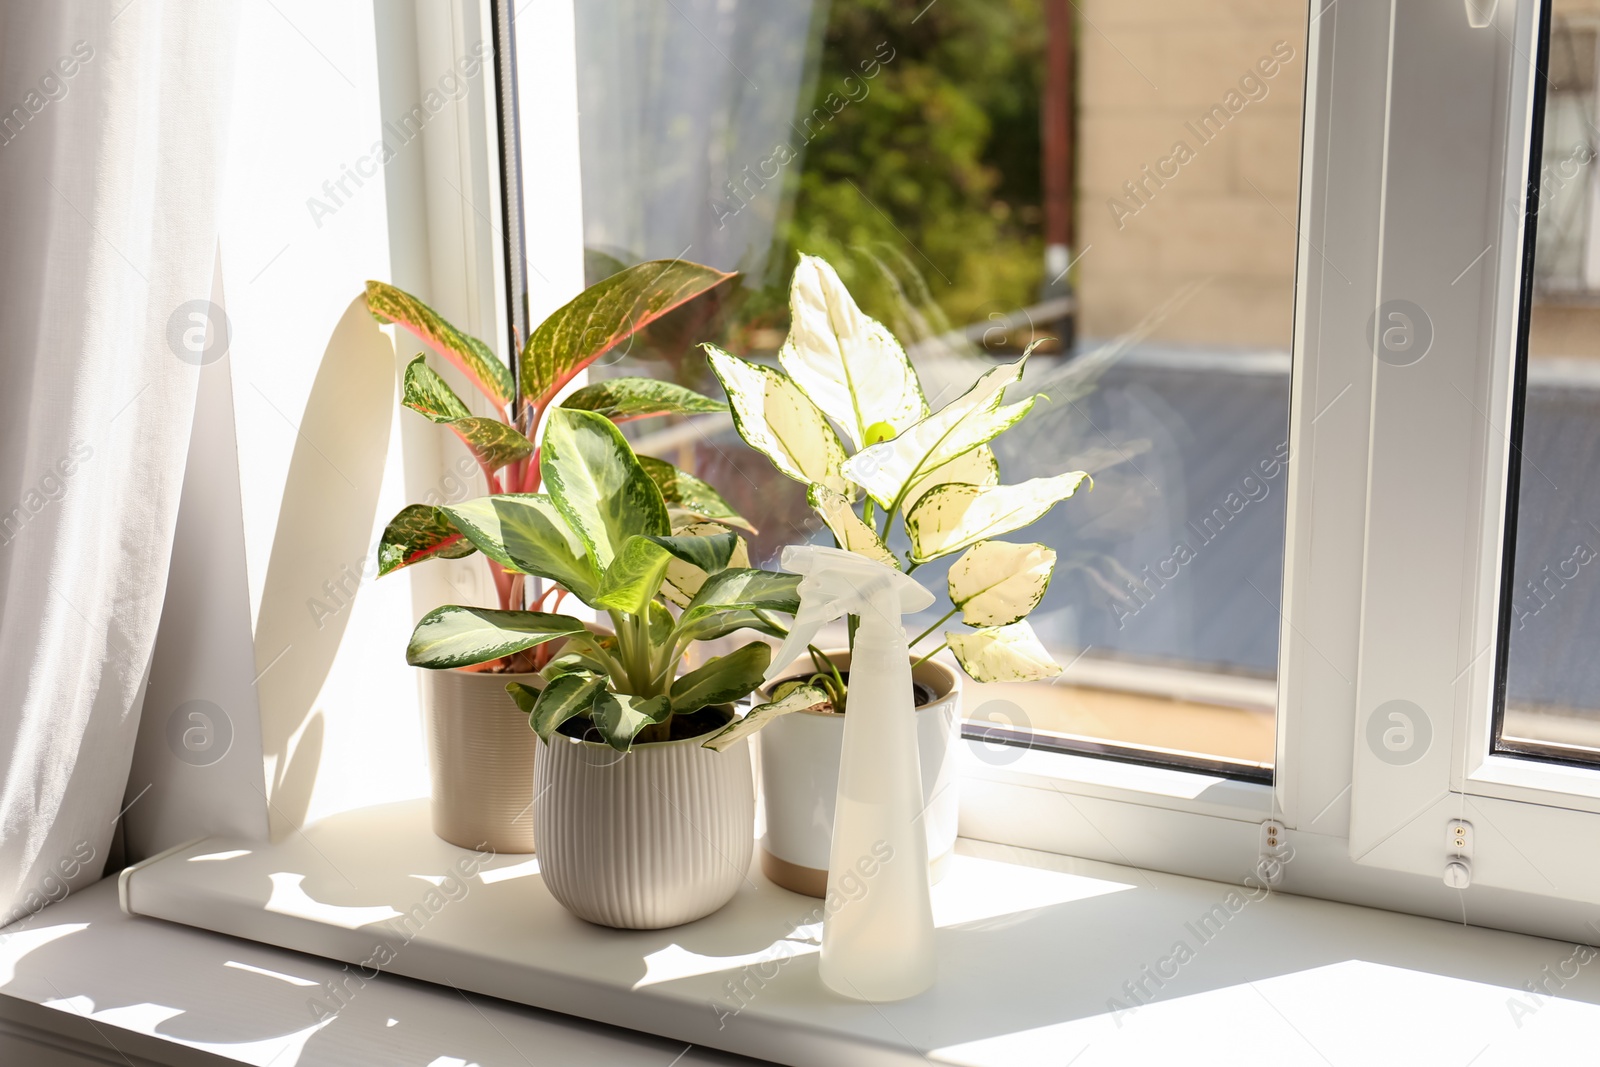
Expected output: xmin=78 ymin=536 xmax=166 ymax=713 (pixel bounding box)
xmin=421 ymin=667 xmax=543 ymax=854
xmin=534 ymin=705 xmax=754 ymax=930
xmin=757 ymin=651 xmax=962 ymax=898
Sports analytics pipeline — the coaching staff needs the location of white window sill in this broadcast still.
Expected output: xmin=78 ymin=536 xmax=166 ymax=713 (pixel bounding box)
xmin=8 ymin=797 xmax=1584 ymax=1065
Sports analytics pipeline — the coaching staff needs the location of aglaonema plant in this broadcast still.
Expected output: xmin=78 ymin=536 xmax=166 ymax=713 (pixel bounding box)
xmin=367 ymin=261 xmax=752 ymax=670
xmin=403 ymin=407 xmax=801 ymax=751
xmin=703 ymin=254 xmax=1090 ymax=723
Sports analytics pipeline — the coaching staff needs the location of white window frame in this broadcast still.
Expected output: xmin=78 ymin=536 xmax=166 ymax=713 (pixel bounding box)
xmin=952 ymin=0 xmax=1600 ymax=943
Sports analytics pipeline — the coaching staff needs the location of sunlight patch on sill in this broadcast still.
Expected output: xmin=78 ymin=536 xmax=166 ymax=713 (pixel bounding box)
xmin=265 ymin=872 xmax=403 ymax=928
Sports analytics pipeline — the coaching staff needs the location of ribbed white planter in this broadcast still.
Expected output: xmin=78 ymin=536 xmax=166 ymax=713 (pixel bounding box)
xmin=534 ymin=706 xmax=754 ymax=930
xmin=421 ymin=667 xmax=543 ymax=855
xmin=758 ymin=651 xmax=961 ymax=897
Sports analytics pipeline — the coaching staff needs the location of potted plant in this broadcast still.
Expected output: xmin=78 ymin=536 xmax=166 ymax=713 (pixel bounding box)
xmin=367 ymin=261 xmax=747 ymax=854
xmin=699 ymin=254 xmax=1089 ymax=896
xmin=403 ymin=407 xmax=799 ymax=929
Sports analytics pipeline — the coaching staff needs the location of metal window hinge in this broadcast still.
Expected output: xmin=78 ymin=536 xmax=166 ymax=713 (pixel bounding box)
xmin=1256 ymin=819 xmax=1290 ymax=886
xmin=1444 ymin=819 xmax=1474 ymax=889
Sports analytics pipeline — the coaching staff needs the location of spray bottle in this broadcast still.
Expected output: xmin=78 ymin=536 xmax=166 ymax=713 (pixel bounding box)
xmin=766 ymin=544 xmax=938 ymax=1001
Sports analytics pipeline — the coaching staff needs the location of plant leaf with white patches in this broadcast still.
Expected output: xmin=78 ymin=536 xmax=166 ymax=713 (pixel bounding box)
xmin=906 ymin=472 xmax=1090 ymax=563
xmin=947 ymin=541 xmax=1055 ymax=627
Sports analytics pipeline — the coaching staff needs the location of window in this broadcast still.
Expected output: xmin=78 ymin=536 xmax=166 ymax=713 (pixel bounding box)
xmin=566 ymin=0 xmax=1309 ymax=779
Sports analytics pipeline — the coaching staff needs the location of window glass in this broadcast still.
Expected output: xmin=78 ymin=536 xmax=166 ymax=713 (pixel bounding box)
xmin=1498 ymin=9 xmax=1600 ymax=762
xmin=571 ymin=0 xmax=1307 ymax=776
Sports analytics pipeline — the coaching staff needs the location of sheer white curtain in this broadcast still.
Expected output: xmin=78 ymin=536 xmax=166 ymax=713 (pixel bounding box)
xmin=0 ymin=1 xmax=238 ymax=925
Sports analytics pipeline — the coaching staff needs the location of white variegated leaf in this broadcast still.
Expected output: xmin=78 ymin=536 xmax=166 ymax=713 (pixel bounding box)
xmin=948 ymin=541 xmax=1055 ymax=627
xmin=661 ymin=521 xmax=751 ymax=608
xmin=705 ymin=345 xmax=851 ymax=496
xmin=701 ymin=684 xmax=832 ymax=752
xmin=906 ymin=472 xmax=1090 ymax=563
xmin=807 ymin=483 xmax=899 ymax=569
xmin=843 ymin=349 xmax=1041 ymax=509
xmin=899 ymin=444 xmax=999 ymax=518
xmin=946 ymin=621 xmax=1061 ymax=683
xmin=777 ymin=254 xmax=927 ymax=450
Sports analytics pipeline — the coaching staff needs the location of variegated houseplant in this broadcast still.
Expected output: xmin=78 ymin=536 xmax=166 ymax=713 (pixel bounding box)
xmin=706 ymin=253 xmax=1088 ymax=709
xmin=404 ymin=407 xmax=799 ymax=928
xmin=369 ymin=260 xmax=744 ymax=635
xmin=701 ymin=254 xmax=1090 ymax=897
xmin=365 ymin=260 xmax=746 ymax=854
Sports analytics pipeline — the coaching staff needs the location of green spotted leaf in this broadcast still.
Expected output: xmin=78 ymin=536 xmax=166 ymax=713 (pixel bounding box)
xmin=660 ymin=522 xmax=750 ymax=608
xmin=540 ymin=408 xmax=670 ymax=571
xmin=401 ymin=357 xmax=532 ymax=472
xmin=906 ymin=472 xmax=1091 ymax=564
xmin=405 ymin=606 xmax=587 ymax=670
xmin=511 ymin=673 xmax=606 ymax=743
xmin=440 ymin=494 xmax=598 ymax=602
xmin=673 ymin=568 xmax=802 ymax=643
xmin=377 ymin=504 xmax=476 ymax=576
xmin=522 ymin=259 xmax=735 ymax=408
xmin=560 ymin=377 xmax=727 ymax=422
xmin=668 ymin=642 xmax=772 ymax=714
xmin=365 ymin=281 xmax=513 ymax=407
xmin=591 ymin=691 xmax=673 ymax=751
xmin=637 ymin=456 xmax=756 ymax=534
xmin=592 ymin=530 xmax=737 ymax=615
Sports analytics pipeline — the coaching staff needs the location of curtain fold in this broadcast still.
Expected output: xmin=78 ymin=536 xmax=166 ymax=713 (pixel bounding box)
xmin=0 ymin=0 xmax=239 ymax=925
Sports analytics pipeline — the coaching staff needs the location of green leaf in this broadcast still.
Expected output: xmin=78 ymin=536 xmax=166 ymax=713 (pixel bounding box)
xmin=777 ymin=254 xmax=928 ymax=450
xmin=843 ymin=348 xmax=1043 ymax=510
xmin=513 ymin=673 xmax=606 ymax=743
xmin=906 ymin=472 xmax=1091 ymax=564
xmin=675 ymin=568 xmax=803 ymax=635
xmin=669 ymin=642 xmax=772 ymax=713
xmin=637 ymin=456 xmax=756 ymax=534
xmin=679 ymin=609 xmax=790 ymax=643
xmin=377 ymin=504 xmax=476 ymax=576
xmin=660 ymin=522 xmax=750 ymax=608
xmin=900 ymin=444 xmax=999 ymax=519
xmin=591 ymin=691 xmax=673 ymax=751
xmin=946 ymin=621 xmax=1061 ymax=683
xmin=948 ymin=541 xmax=1056 ymax=627
xmin=593 ymin=530 xmax=738 ymax=614
xmin=522 ymin=259 xmax=735 ymax=407
xmin=405 ymin=606 xmax=587 ymax=670
xmin=540 ymin=408 xmax=670 ymax=570
xmin=365 ymin=281 xmax=513 ymax=407
xmin=807 ymin=483 xmax=899 ymax=568
xmin=705 ymin=345 xmax=851 ymax=496
xmin=441 ymin=494 xmax=598 ymax=602
xmin=401 ymin=357 xmax=532 ymax=473
xmin=701 ymin=684 xmax=831 ymax=752
xmin=541 ymin=631 xmax=619 ymax=682
xmin=560 ymin=377 xmax=727 ymax=422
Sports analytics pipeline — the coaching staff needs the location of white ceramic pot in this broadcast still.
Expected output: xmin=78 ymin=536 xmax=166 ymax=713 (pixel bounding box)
xmin=420 ymin=666 xmax=543 ymax=855
xmin=757 ymin=651 xmax=961 ymax=897
xmin=534 ymin=705 xmax=754 ymax=930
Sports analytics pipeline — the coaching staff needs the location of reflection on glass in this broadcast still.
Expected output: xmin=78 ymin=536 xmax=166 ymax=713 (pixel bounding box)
xmin=1499 ymin=12 xmax=1600 ymax=761
xmin=571 ymin=0 xmax=1306 ymax=773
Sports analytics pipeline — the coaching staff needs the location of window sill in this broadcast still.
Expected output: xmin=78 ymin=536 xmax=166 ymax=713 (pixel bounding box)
xmin=85 ymin=798 xmax=1600 ymax=1065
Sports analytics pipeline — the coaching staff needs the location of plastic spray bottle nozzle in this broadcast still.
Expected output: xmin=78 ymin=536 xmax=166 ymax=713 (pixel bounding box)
xmin=764 ymin=545 xmax=934 ymax=682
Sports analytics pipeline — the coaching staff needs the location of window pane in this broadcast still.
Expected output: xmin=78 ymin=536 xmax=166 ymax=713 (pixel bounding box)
xmin=571 ymin=0 xmax=1306 ymax=775
xmin=1497 ymin=11 xmax=1600 ymax=762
